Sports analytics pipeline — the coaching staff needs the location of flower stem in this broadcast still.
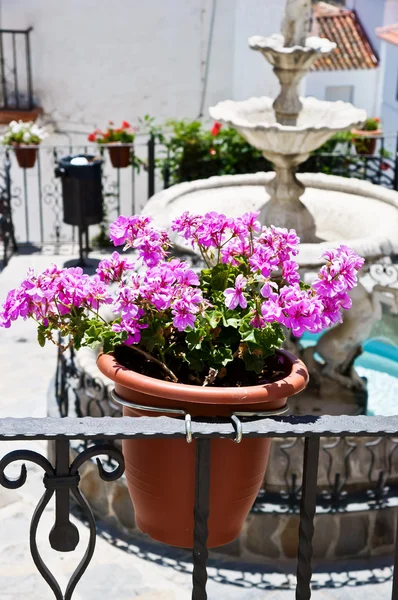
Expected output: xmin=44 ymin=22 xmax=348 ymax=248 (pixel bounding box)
xmin=127 ymin=345 xmax=178 ymax=382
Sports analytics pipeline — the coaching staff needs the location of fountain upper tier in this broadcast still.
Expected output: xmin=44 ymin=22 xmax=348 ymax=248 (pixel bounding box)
xmin=248 ymin=33 xmax=336 ymax=126
xmin=210 ymin=96 xmax=366 ymax=158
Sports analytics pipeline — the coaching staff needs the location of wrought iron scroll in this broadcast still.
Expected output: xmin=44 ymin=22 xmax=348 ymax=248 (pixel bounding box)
xmin=0 ymin=440 xmax=124 ymax=600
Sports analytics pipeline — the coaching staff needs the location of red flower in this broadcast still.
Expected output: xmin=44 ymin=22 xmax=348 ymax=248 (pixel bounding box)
xmin=209 ymin=148 xmax=216 ymax=155
xmin=103 ymin=132 xmax=110 ymax=139
xmin=121 ymin=120 xmax=131 ymax=129
xmin=211 ymin=121 xmax=222 ymax=136
xmin=374 ymin=117 xmax=380 ymax=123
xmin=108 ymin=121 xmax=114 ymax=126
xmin=87 ymin=132 xmax=97 ymax=142
xmin=381 ymin=162 xmax=390 ymax=171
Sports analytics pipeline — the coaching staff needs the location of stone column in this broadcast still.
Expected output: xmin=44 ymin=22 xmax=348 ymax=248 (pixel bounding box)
xmin=260 ymin=150 xmax=317 ymax=242
xmin=282 ymin=0 xmax=312 ymax=46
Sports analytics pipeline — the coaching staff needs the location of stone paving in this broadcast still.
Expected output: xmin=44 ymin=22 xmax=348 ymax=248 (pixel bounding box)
xmin=0 ymin=250 xmax=395 ymax=599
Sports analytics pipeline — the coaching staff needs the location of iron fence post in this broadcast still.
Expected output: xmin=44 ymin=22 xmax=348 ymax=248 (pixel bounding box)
xmin=25 ymin=27 xmax=34 ymax=109
xmin=147 ymin=134 xmax=155 ymax=199
xmin=296 ymin=436 xmax=320 ymax=600
xmin=192 ymin=438 xmax=211 ymax=600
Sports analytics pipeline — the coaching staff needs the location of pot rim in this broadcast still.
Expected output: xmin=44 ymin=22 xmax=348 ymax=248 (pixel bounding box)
xmin=12 ymin=142 xmax=40 ymax=148
xmin=97 ymin=348 xmax=308 ymax=406
xmin=351 ymin=128 xmax=382 ymax=137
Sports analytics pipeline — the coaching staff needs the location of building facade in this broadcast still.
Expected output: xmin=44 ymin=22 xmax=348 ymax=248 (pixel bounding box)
xmin=0 ymin=0 xmax=285 ymax=138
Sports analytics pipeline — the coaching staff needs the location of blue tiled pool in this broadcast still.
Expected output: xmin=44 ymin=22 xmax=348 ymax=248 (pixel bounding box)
xmin=300 ymin=333 xmax=398 ymax=416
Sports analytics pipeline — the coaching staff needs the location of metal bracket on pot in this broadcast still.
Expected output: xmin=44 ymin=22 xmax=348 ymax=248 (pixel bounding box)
xmin=111 ymin=390 xmax=289 ymax=445
xmin=231 ymin=404 xmax=290 ymax=444
xmin=110 ymin=390 xmax=193 ymax=443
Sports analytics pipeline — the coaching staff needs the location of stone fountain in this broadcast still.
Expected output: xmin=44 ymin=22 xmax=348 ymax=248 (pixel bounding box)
xmin=209 ymin=0 xmax=365 ymax=242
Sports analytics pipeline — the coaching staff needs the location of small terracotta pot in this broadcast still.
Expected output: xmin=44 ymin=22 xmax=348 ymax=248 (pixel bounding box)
xmin=108 ymin=145 xmax=131 ymax=168
xmin=97 ymin=349 xmax=308 ymax=548
xmin=351 ymin=129 xmax=382 ymax=156
xmin=14 ymin=145 xmax=38 ymax=169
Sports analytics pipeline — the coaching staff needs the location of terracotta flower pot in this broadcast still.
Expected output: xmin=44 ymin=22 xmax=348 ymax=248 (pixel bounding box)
xmin=97 ymin=349 xmax=308 ymax=548
xmin=107 ymin=145 xmax=131 ymax=168
xmin=14 ymin=145 xmax=38 ymax=169
xmin=351 ymin=129 xmax=382 ymax=156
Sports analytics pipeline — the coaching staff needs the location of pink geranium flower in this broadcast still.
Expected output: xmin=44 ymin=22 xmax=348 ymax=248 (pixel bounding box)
xmin=223 ymin=274 xmax=248 ymax=310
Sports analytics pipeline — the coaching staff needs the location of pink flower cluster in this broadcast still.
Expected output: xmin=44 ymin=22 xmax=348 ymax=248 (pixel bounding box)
xmin=109 ymin=215 xmax=169 ymax=267
xmin=0 ymin=210 xmax=365 ymax=355
xmin=96 ymin=251 xmax=134 ymax=284
xmin=172 ymin=210 xmax=365 ymax=337
xmin=112 ymin=259 xmax=203 ymax=337
xmin=0 ymin=265 xmax=112 ymax=329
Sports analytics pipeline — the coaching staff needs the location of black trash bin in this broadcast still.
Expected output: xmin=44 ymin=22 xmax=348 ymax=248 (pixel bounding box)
xmin=55 ymin=154 xmax=103 ymax=265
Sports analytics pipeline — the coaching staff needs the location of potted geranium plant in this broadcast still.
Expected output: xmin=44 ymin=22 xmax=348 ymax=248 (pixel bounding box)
xmin=351 ymin=117 xmax=382 ymax=156
xmin=88 ymin=121 xmax=138 ymax=168
xmin=0 ymin=211 xmax=364 ymax=548
xmin=1 ymin=120 xmax=47 ymax=168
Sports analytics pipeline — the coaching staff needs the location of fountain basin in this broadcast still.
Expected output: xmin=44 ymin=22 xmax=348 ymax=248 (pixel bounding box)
xmin=209 ymin=97 xmax=366 ymax=156
xmin=142 ymin=172 xmax=398 ymax=266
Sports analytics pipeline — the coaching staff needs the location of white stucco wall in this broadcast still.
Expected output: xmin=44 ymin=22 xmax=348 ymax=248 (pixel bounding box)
xmin=0 ymin=0 xmax=284 ymax=133
xmin=383 ymin=0 xmax=398 ymax=27
xmin=304 ymin=69 xmax=380 ymax=117
xmin=380 ymin=40 xmax=398 ymax=142
xmin=232 ymin=0 xmax=283 ymax=101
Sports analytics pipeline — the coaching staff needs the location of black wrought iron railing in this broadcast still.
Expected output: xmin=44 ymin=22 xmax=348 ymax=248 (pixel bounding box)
xmin=0 ymin=27 xmax=34 ymax=110
xmin=0 ymin=139 xmax=155 ymax=251
xmin=2 ymin=133 xmax=398 ymax=267
xmin=156 ymin=134 xmax=398 ymax=191
xmin=1 ymin=414 xmax=398 ymax=599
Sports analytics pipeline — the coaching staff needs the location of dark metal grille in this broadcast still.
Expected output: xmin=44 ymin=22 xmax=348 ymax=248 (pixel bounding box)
xmin=3 ymin=133 xmax=398 ymax=257
xmin=0 ymin=28 xmax=34 ymax=110
xmin=1 ymin=414 xmax=398 ymax=599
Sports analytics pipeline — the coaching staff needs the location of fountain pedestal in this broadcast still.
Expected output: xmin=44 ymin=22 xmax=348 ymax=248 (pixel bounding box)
xmin=261 ymin=149 xmax=316 ymax=240
xmin=209 ymin=96 xmax=366 ymax=241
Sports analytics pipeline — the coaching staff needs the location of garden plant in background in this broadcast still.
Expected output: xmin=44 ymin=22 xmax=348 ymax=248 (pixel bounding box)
xmin=155 ymin=118 xmax=269 ymax=184
xmin=351 ymin=117 xmax=382 ymax=156
xmin=1 ymin=120 xmax=48 ymax=169
xmin=0 ymin=211 xmax=364 ymax=549
xmin=87 ymin=121 xmax=142 ymax=169
xmin=151 ymin=117 xmax=389 ymax=185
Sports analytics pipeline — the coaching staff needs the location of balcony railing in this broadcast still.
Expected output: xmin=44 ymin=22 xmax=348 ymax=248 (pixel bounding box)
xmin=1 ymin=414 xmax=398 ymax=599
xmin=1 ymin=134 xmax=398 ymax=269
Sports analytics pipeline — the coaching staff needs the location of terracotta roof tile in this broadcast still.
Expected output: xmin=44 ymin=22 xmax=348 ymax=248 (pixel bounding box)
xmin=311 ymin=9 xmax=379 ymax=71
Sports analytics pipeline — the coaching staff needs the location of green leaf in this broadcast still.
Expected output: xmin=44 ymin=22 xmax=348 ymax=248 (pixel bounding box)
xmin=206 ymin=310 xmax=222 ymax=329
xmin=209 ymin=263 xmax=231 ymax=291
xmin=242 ymin=352 xmax=264 ymax=374
xmin=140 ymin=321 xmax=166 ymax=352
xmin=186 ymin=329 xmax=203 ymax=351
xmin=239 ymin=320 xmax=257 ymax=343
xmin=212 ymin=346 xmax=233 ymax=366
xmin=37 ymin=330 xmax=46 ymax=347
